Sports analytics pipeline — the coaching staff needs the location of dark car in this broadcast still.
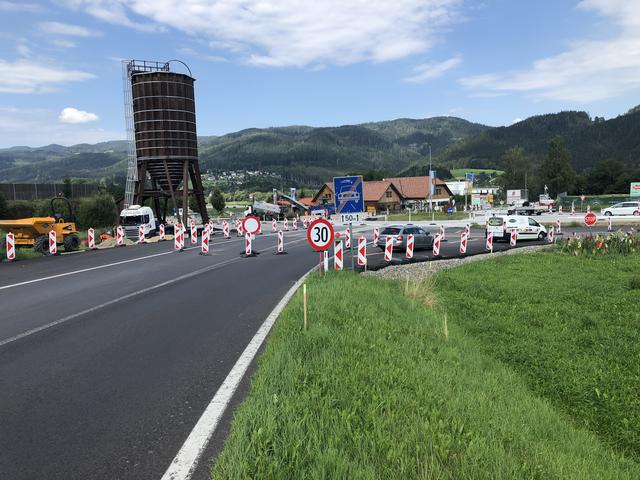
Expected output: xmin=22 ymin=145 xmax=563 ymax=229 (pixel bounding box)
xmin=378 ymin=225 xmax=434 ymax=251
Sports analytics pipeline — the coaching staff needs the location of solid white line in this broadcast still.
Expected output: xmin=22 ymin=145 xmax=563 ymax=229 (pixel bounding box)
xmin=0 ymin=247 xmax=197 ymax=292
xmin=160 ymin=266 xmax=316 ymax=480
xmin=0 ymin=256 xmax=241 ymax=348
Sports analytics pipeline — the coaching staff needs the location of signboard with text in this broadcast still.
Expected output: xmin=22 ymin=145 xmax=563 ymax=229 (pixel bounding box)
xmin=631 ymin=182 xmax=640 ymax=197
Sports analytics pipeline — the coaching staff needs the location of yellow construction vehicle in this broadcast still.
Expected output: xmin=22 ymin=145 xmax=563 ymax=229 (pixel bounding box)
xmin=0 ymin=197 xmax=80 ymax=253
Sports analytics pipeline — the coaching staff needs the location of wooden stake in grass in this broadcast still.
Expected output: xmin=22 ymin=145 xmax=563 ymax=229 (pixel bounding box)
xmin=443 ymin=313 xmax=449 ymax=340
xmin=303 ymin=283 xmax=308 ymax=331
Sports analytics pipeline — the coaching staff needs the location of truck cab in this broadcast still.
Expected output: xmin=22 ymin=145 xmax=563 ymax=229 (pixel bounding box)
xmin=119 ymin=205 xmax=157 ymax=240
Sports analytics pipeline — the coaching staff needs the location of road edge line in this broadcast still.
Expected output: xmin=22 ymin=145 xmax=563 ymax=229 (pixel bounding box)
xmin=160 ymin=265 xmax=317 ymax=480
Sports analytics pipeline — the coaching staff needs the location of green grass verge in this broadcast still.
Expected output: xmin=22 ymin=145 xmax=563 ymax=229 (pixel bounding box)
xmin=212 ymin=259 xmax=640 ymax=479
xmin=0 ymin=232 xmax=44 ymax=261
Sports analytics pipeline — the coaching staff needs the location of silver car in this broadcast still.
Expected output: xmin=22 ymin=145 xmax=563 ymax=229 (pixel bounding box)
xmin=378 ymin=225 xmax=434 ymax=251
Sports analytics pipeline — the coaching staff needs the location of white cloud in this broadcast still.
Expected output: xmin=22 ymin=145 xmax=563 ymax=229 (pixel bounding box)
xmin=460 ymin=0 xmax=640 ymax=102
xmin=0 ymin=107 xmax=120 ymax=147
xmin=176 ymin=47 xmax=228 ymax=63
xmin=0 ymin=59 xmax=95 ymax=94
xmin=0 ymin=1 xmax=43 ymax=12
xmin=51 ymin=39 xmax=77 ymax=48
xmin=61 ymin=0 xmax=462 ymax=67
xmin=58 ymin=107 xmax=99 ymax=123
xmin=404 ymin=55 xmax=462 ymax=83
xmin=39 ymin=21 xmax=99 ymax=37
xmin=511 ymin=117 xmax=523 ymax=124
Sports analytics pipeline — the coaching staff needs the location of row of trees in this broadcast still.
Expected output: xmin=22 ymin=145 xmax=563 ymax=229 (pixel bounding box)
xmin=497 ymin=136 xmax=637 ymax=198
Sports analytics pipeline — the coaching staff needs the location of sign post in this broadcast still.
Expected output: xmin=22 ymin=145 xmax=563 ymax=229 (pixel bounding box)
xmin=307 ymin=218 xmax=335 ymax=275
xmin=584 ymin=211 xmax=597 ymax=236
xmin=333 ymin=176 xmax=364 ymax=271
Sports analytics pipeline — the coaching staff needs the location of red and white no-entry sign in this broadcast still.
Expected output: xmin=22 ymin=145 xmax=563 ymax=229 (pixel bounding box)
xmin=242 ymin=216 xmax=261 ymax=235
xmin=307 ymin=218 xmax=334 ymax=251
xmin=584 ymin=212 xmax=597 ymax=227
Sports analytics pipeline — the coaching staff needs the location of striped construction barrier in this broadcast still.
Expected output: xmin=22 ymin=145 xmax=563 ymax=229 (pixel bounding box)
xmin=608 ymin=216 xmax=612 ymax=232
xmin=293 ymin=219 xmax=298 ymax=230
xmin=459 ymin=233 xmax=468 ymax=254
xmin=548 ymin=228 xmax=554 ymax=244
xmin=138 ymin=225 xmax=146 ymax=244
xmin=223 ymin=221 xmax=230 ymax=238
xmin=159 ymin=224 xmax=166 ymax=241
xmin=190 ymin=224 xmax=197 ymax=245
xmin=440 ymin=224 xmax=446 ymax=241
xmin=200 ymin=228 xmax=210 ymax=255
xmin=373 ymin=227 xmax=379 ymax=246
xmin=6 ymin=232 xmax=15 ymax=261
xmin=556 ymin=219 xmax=561 ymax=235
xmin=116 ymin=225 xmax=125 ymax=247
xmin=276 ymin=230 xmax=285 ymax=254
xmin=384 ymin=235 xmax=393 ymax=262
xmin=88 ymin=228 xmax=96 ymax=250
xmin=272 ymin=219 xmax=277 ymax=232
xmin=433 ymin=233 xmax=441 ymax=256
xmin=49 ymin=230 xmax=57 ymax=255
xmin=345 ymin=227 xmax=351 ymax=248
xmin=464 ymin=223 xmax=470 ymax=236
xmin=486 ymin=232 xmax=493 ymax=252
xmin=174 ymin=224 xmax=184 ymax=251
xmin=245 ymin=233 xmax=253 ymax=256
xmin=510 ymin=228 xmax=517 ymax=247
xmin=357 ymin=236 xmax=367 ymax=266
xmin=406 ymin=234 xmax=414 ymax=259
xmin=334 ymin=240 xmax=343 ymax=270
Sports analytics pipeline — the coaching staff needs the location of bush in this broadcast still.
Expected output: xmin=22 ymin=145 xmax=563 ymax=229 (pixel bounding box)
xmin=76 ymin=194 xmax=118 ymax=229
xmin=0 ymin=192 xmax=6 ymax=218
xmin=559 ymin=231 xmax=640 ymax=256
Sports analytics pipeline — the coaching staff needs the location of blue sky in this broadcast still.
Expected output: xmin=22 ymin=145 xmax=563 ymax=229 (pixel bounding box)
xmin=0 ymin=0 xmax=639 ymax=147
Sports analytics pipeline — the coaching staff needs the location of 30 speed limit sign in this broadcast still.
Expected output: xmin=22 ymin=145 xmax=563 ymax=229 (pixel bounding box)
xmin=307 ymin=218 xmax=335 ymax=251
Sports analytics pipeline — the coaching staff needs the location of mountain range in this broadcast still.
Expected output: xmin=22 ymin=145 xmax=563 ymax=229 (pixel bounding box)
xmin=1 ymin=105 xmax=638 ymax=186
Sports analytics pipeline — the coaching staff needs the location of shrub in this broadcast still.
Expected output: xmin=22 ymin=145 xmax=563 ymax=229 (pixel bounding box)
xmin=559 ymin=231 xmax=639 ymax=256
xmin=0 ymin=192 xmax=6 ymax=218
xmin=629 ymin=276 xmax=640 ymax=290
xmin=76 ymin=194 xmax=118 ymax=229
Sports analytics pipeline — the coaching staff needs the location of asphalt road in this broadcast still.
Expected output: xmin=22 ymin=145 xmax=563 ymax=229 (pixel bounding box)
xmin=0 ymin=222 xmax=625 ymax=479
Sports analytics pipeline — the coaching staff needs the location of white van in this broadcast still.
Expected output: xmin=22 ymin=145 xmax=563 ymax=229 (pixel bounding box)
xmin=119 ymin=205 xmax=157 ymax=240
xmin=486 ymin=215 xmax=547 ymax=241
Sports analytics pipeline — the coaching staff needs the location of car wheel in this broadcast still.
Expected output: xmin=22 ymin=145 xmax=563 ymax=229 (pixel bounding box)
xmin=634 ymin=211 xmax=640 ymax=216
xmin=604 ymin=211 xmax=612 ymax=216
xmin=538 ymin=232 xmax=545 ymax=240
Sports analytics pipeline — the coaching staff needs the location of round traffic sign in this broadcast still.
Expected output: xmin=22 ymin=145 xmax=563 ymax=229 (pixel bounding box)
xmin=580 ymin=195 xmax=586 ymax=202
xmin=584 ymin=212 xmax=597 ymax=227
xmin=242 ymin=215 xmax=261 ymax=235
xmin=307 ymin=218 xmax=334 ymax=251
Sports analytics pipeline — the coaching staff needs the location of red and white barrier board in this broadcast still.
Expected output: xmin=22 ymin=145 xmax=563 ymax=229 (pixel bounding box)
xmin=49 ymin=230 xmax=57 ymax=255
xmin=384 ymin=235 xmax=393 ymax=262
xmin=190 ymin=224 xmax=197 ymax=244
xmin=345 ymin=227 xmax=351 ymax=248
xmin=486 ymin=232 xmax=493 ymax=252
xmin=245 ymin=233 xmax=252 ymax=255
xmin=236 ymin=221 xmax=243 ymax=237
xmin=116 ymin=225 xmax=124 ymax=246
xmin=334 ymin=240 xmax=343 ymax=270
xmin=433 ymin=233 xmax=441 ymax=256
xmin=608 ymin=215 xmax=612 ymax=232
xmin=373 ymin=227 xmax=379 ymax=246
xmin=222 ymin=221 xmax=229 ymax=238
xmin=284 ymin=218 xmax=289 ymax=231
xmin=406 ymin=234 xmax=414 ymax=259
xmin=201 ymin=229 xmax=210 ymax=254
xmin=138 ymin=225 xmax=146 ymax=244
xmin=88 ymin=228 xmax=96 ymax=250
xmin=6 ymin=232 xmax=15 ymax=260
xmin=510 ymin=228 xmax=517 ymax=247
xmin=159 ymin=224 xmax=165 ymax=241
xmin=464 ymin=223 xmax=470 ymax=236
xmin=459 ymin=233 xmax=468 ymax=254
xmin=358 ymin=236 xmax=367 ymax=266
xmin=272 ymin=219 xmax=277 ymax=232
xmin=556 ymin=219 xmax=561 ymax=234
xmin=548 ymin=228 xmax=554 ymax=243
xmin=293 ymin=219 xmax=298 ymax=230
xmin=277 ymin=230 xmax=284 ymax=254
xmin=174 ymin=225 xmax=184 ymax=251
xmin=440 ymin=224 xmax=446 ymax=241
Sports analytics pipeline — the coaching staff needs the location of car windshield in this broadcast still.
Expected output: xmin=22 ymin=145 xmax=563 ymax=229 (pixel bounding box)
xmin=120 ymin=215 xmax=144 ymax=226
xmin=488 ymin=217 xmax=504 ymax=226
xmin=381 ymin=227 xmax=401 ymax=235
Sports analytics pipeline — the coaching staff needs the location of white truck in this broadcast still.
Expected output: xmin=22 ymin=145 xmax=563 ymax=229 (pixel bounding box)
xmin=119 ymin=205 xmax=157 ymax=240
xmin=486 ymin=215 xmax=547 ymax=241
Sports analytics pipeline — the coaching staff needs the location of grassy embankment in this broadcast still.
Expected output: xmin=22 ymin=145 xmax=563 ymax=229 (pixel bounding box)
xmin=212 ymin=252 xmax=640 ymax=479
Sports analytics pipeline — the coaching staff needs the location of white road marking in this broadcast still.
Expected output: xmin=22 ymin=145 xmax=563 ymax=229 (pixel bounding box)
xmin=0 ymin=256 xmax=241 ymax=348
xmin=161 ymin=266 xmax=315 ymax=480
xmin=0 ymin=247 xmax=199 ymax=291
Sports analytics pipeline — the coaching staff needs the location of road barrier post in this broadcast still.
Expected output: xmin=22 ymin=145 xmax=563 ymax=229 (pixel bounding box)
xmin=49 ymin=230 xmax=57 ymax=255
xmin=345 ymin=227 xmax=351 ymax=248
xmin=6 ymin=232 xmax=15 ymax=261
xmin=190 ymin=224 xmax=197 ymax=245
xmin=284 ymin=218 xmax=289 ymax=231
xmin=276 ymin=230 xmax=285 ymax=254
xmin=406 ymin=234 xmax=414 ymax=259
xmin=556 ymin=219 xmax=561 ymax=235
xmin=548 ymin=228 xmax=554 ymax=244
xmin=433 ymin=233 xmax=441 ymax=256
xmin=116 ymin=226 xmax=125 ymax=247
xmin=464 ymin=223 xmax=470 ymax=236
xmin=159 ymin=224 xmax=166 ymax=241
xmin=384 ymin=235 xmax=393 ymax=262
xmin=245 ymin=233 xmax=253 ymax=256
xmin=357 ymin=236 xmax=367 ymax=267
xmin=138 ymin=225 xmax=146 ymax=244
xmin=486 ymin=232 xmax=493 ymax=253
xmin=222 ymin=221 xmax=229 ymax=238
xmin=334 ymin=240 xmax=343 ymax=270
xmin=440 ymin=224 xmax=446 ymax=241
xmin=293 ymin=219 xmax=298 ymax=230
xmin=510 ymin=228 xmax=517 ymax=247
xmin=272 ymin=219 xmax=277 ymax=232
xmin=88 ymin=228 xmax=96 ymax=250
xmin=303 ymin=283 xmax=308 ymax=331
xmin=200 ymin=228 xmax=210 ymax=255
xmin=373 ymin=227 xmax=379 ymax=246
xmin=459 ymin=233 xmax=468 ymax=255
xmin=608 ymin=216 xmax=612 ymax=232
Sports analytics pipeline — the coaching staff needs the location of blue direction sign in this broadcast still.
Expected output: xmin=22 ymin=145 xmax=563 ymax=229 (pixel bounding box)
xmin=333 ymin=176 xmax=364 ymax=214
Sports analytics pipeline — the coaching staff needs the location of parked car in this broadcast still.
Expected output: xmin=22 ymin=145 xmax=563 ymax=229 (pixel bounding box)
xmin=486 ymin=215 xmax=547 ymax=241
xmin=378 ymin=225 xmax=434 ymax=250
xmin=602 ymin=201 xmax=640 ymax=216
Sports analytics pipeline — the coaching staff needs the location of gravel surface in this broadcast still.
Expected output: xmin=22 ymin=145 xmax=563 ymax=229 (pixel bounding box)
xmin=364 ymin=245 xmax=550 ymax=282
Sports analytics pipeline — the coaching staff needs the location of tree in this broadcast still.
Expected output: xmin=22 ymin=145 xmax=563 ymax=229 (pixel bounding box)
xmin=62 ymin=178 xmax=72 ymax=198
xmin=538 ymin=137 xmax=576 ymax=197
xmin=497 ymin=146 xmax=533 ymax=198
xmin=209 ymin=188 xmax=226 ymax=213
xmin=77 ymin=194 xmax=118 ymax=228
xmin=0 ymin=192 xmax=6 ymax=218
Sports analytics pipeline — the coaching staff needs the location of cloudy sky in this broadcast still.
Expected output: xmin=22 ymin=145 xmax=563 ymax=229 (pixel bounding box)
xmin=0 ymin=0 xmax=639 ymax=147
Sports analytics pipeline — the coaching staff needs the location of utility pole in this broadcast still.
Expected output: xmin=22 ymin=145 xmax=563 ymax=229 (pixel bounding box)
xmin=428 ymin=144 xmax=434 ymax=221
